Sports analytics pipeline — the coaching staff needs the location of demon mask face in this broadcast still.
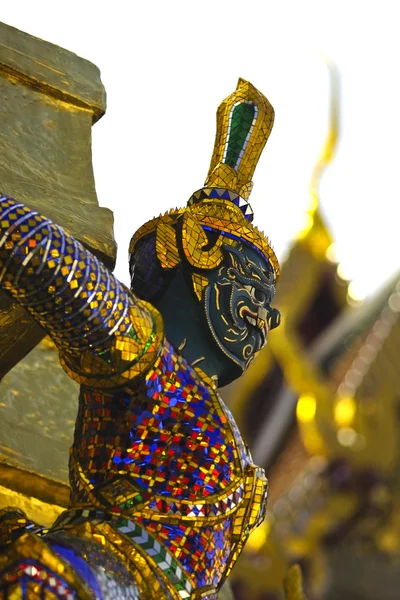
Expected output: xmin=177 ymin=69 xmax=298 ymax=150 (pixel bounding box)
xmin=129 ymin=203 xmax=281 ymax=387
xmin=203 ymin=242 xmax=280 ymax=373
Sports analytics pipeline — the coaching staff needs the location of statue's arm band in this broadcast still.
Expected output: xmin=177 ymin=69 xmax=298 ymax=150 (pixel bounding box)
xmin=0 ymin=195 xmax=163 ymax=385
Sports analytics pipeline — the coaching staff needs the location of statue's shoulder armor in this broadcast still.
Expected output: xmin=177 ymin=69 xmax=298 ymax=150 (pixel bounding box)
xmin=0 ymin=530 xmax=93 ymax=599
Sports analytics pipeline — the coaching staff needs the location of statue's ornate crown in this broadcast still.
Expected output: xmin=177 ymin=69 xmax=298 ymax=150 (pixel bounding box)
xmin=130 ymin=78 xmax=280 ymax=282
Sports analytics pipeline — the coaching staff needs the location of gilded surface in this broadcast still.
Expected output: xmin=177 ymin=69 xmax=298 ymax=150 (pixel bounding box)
xmin=0 ymin=21 xmax=116 ymax=379
xmin=205 ymin=78 xmax=274 ymax=198
xmin=0 ymin=338 xmax=76 ymax=482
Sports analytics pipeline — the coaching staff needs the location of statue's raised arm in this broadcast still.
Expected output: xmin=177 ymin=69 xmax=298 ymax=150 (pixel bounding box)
xmin=0 ymin=195 xmax=163 ymax=388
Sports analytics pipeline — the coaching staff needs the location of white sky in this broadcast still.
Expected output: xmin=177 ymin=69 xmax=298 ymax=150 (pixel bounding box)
xmin=2 ymin=1 xmax=399 ymax=299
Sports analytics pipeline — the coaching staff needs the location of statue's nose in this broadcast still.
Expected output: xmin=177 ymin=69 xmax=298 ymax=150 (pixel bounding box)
xmin=268 ymin=307 xmax=281 ymax=330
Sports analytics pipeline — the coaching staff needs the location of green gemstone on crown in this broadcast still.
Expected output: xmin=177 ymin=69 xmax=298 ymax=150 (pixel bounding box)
xmin=224 ymin=102 xmax=256 ymax=170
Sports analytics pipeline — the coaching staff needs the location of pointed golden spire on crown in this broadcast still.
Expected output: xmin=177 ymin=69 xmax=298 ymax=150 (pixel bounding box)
xmin=204 ymin=78 xmax=275 ymax=200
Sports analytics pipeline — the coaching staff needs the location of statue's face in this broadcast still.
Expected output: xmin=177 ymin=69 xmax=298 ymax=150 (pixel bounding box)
xmin=130 ymin=228 xmax=280 ymax=387
xmin=204 ymin=243 xmax=280 ymax=374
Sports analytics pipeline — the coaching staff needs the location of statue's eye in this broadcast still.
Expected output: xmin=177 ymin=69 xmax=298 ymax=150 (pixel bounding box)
xmin=254 ymin=288 xmax=266 ymax=304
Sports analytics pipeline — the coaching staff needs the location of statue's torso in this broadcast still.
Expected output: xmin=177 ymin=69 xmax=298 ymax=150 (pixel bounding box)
xmin=70 ymin=338 xmax=268 ymax=589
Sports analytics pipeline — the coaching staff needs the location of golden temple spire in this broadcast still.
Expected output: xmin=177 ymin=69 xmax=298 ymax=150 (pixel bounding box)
xmin=309 ymin=60 xmax=340 ymax=198
xmin=297 ymin=60 xmax=339 ymax=256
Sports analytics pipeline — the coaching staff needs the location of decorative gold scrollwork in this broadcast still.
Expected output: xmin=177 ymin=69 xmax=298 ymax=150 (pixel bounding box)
xmin=181 ymin=211 xmax=225 ymax=270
